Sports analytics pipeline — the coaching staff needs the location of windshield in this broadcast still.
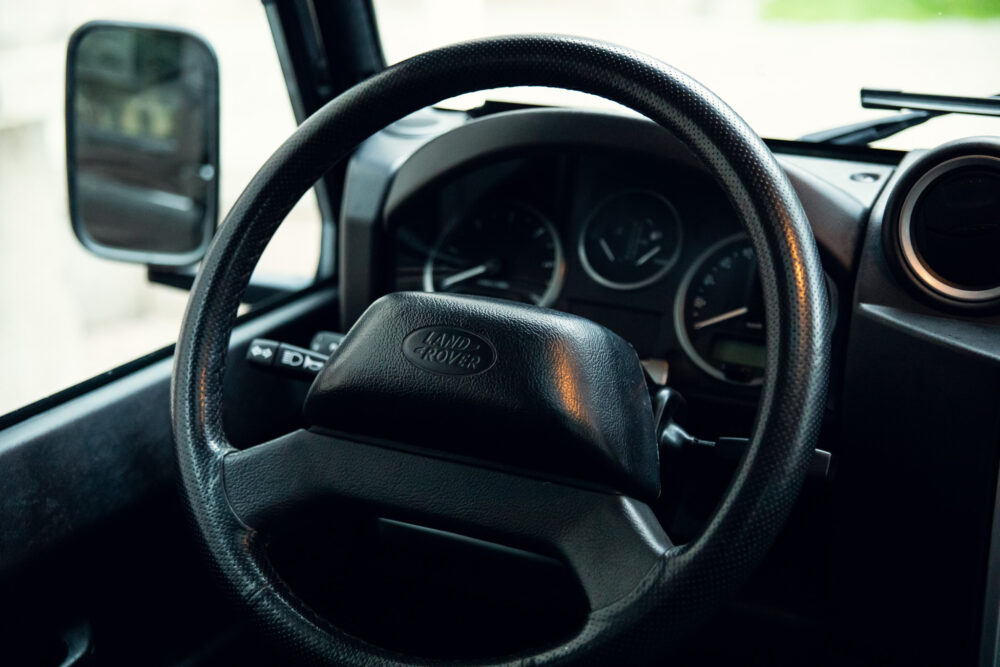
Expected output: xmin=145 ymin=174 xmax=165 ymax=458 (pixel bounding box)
xmin=373 ymin=0 xmax=1000 ymax=150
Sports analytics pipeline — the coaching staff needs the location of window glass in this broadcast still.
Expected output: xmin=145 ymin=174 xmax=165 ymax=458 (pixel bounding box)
xmin=0 ymin=0 xmax=321 ymax=415
xmin=373 ymin=0 xmax=1000 ymax=149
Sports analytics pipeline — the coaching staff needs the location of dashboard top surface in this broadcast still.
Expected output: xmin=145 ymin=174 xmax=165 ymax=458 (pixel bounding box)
xmin=340 ymin=107 xmax=893 ymax=407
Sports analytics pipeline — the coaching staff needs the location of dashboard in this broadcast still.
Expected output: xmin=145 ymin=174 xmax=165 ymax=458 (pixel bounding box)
xmin=332 ymin=107 xmax=890 ymax=408
xmin=326 ymin=105 xmax=1000 ymax=665
xmin=388 ymin=151 xmax=771 ymax=388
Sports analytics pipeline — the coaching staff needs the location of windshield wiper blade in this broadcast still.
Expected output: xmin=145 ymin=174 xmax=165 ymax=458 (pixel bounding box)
xmin=861 ymin=89 xmax=1000 ymax=116
xmin=799 ymin=110 xmax=935 ymax=145
xmin=799 ymin=89 xmax=1000 ymax=146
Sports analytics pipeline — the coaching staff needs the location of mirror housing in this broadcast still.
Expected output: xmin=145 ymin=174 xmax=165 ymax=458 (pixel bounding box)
xmin=66 ymin=21 xmax=219 ymax=266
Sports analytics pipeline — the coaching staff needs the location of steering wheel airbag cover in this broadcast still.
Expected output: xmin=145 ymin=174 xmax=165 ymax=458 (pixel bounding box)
xmin=172 ymin=35 xmax=830 ymax=665
xmin=304 ymin=291 xmax=660 ymax=501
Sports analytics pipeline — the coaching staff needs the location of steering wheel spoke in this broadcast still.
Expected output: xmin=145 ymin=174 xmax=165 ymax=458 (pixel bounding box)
xmin=222 ymin=429 xmax=672 ymax=611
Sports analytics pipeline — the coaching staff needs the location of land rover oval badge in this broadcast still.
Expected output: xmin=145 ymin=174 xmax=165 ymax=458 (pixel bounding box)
xmin=402 ymin=326 xmax=496 ymax=375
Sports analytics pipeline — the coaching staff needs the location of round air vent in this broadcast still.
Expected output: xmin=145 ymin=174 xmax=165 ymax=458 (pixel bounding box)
xmin=886 ymin=139 xmax=1000 ymax=307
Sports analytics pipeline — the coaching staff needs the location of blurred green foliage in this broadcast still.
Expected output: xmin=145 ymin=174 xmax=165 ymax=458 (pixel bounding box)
xmin=762 ymin=0 xmax=1000 ymax=21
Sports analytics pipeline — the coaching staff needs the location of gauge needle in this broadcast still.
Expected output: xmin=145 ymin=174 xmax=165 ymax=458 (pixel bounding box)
xmin=440 ymin=264 xmax=489 ymax=288
xmin=693 ymin=306 xmax=749 ymax=330
xmin=599 ymin=238 xmax=616 ymax=261
xmin=635 ymin=245 xmax=661 ymax=266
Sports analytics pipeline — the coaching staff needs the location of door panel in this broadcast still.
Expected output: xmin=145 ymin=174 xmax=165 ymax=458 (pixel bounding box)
xmin=0 ymin=287 xmax=338 ymax=665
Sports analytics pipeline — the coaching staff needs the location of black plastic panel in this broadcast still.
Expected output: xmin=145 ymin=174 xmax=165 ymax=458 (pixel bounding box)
xmin=836 ymin=160 xmax=1000 ymax=666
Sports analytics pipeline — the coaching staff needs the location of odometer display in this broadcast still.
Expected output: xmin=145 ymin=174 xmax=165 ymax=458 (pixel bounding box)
xmin=675 ymin=235 xmax=766 ymax=385
xmin=711 ymin=337 xmax=766 ymax=370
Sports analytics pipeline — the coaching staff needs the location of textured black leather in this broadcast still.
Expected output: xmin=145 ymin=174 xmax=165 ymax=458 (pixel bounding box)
xmin=172 ymin=35 xmax=830 ymax=665
xmin=304 ymin=291 xmax=659 ymax=501
xmin=222 ymin=429 xmax=670 ymax=612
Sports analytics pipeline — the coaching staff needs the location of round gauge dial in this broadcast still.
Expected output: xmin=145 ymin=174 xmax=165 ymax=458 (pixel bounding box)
xmin=423 ymin=201 xmax=564 ymax=307
xmin=675 ymin=235 xmax=766 ymax=386
xmin=579 ymin=190 xmax=683 ymax=290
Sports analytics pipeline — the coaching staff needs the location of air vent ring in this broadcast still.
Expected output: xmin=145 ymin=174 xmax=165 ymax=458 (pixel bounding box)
xmin=885 ymin=138 xmax=1000 ymax=309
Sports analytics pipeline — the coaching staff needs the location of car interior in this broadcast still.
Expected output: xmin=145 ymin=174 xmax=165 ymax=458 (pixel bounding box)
xmin=2 ymin=2 xmax=1000 ymax=665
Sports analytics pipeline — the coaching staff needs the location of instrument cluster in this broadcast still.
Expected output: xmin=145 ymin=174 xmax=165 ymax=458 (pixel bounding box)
xmin=389 ymin=152 xmax=769 ymax=390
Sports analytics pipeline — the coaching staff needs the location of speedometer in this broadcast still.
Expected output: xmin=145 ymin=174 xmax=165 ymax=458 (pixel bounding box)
xmin=423 ymin=201 xmax=564 ymax=307
xmin=675 ymin=235 xmax=766 ymax=386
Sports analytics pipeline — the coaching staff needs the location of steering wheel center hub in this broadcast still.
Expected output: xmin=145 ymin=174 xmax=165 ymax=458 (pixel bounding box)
xmin=304 ymin=291 xmax=661 ymax=500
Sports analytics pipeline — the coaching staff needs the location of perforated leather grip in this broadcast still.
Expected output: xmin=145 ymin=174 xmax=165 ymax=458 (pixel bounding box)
xmin=172 ymin=35 xmax=830 ymax=665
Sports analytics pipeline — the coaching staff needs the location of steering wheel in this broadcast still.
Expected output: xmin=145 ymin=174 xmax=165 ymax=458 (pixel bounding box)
xmin=172 ymin=36 xmax=829 ymax=665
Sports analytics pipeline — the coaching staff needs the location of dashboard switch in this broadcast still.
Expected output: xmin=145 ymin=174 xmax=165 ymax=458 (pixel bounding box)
xmin=247 ymin=339 xmax=279 ymax=366
xmin=247 ymin=338 xmax=329 ymax=380
xmin=309 ymin=331 xmax=346 ymax=355
xmin=276 ymin=344 xmax=329 ymax=378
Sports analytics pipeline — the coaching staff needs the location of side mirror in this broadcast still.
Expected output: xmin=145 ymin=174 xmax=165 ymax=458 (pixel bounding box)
xmin=66 ymin=21 xmax=219 ymax=266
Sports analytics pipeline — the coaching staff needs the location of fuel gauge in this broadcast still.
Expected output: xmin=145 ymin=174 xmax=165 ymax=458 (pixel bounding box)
xmin=578 ymin=190 xmax=683 ymax=290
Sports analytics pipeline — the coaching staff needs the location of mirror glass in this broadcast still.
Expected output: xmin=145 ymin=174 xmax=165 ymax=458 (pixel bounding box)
xmin=67 ymin=22 xmax=219 ymax=265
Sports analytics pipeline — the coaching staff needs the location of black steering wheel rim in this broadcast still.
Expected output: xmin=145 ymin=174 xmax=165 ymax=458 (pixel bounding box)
xmin=172 ymin=34 xmax=830 ymax=665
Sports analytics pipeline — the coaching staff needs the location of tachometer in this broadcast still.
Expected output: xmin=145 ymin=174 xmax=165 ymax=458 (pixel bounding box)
xmin=423 ymin=201 xmax=564 ymax=307
xmin=675 ymin=235 xmax=766 ymax=385
xmin=579 ymin=190 xmax=683 ymax=290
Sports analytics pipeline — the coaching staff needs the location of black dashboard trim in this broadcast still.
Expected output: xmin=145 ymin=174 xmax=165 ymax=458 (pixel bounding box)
xmin=381 ymin=109 xmax=706 ymax=217
xmin=839 ymin=153 xmax=1000 ymax=665
xmin=340 ymin=108 xmax=889 ymax=327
